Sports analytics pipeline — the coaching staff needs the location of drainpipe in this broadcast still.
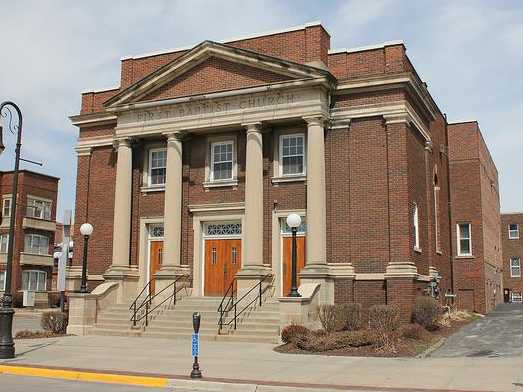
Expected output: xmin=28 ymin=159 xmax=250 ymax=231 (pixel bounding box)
xmin=444 ymin=113 xmax=455 ymax=297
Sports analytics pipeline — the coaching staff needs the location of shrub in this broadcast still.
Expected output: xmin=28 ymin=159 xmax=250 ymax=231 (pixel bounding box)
xmin=15 ymin=330 xmax=56 ymax=339
xmin=41 ymin=311 xmax=68 ymax=334
xmin=337 ymin=329 xmax=376 ymax=348
xmin=412 ymin=296 xmax=440 ymax=330
xmin=368 ymin=305 xmax=401 ymax=352
xmin=399 ymin=323 xmax=426 ymax=340
xmin=281 ymin=324 xmax=310 ymax=344
xmin=341 ymin=303 xmax=362 ymax=331
xmin=317 ymin=304 xmax=349 ymax=332
xmin=295 ymin=330 xmax=376 ymax=352
xmin=368 ymin=305 xmax=401 ymax=333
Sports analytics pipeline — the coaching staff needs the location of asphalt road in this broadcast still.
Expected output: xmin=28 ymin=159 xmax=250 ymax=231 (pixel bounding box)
xmin=0 ymin=375 xmax=175 ymax=392
xmin=432 ymin=303 xmax=523 ymax=357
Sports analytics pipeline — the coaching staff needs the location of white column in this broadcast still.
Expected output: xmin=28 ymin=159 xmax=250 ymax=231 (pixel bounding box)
xmin=304 ymin=116 xmax=328 ymax=270
xmin=161 ymin=132 xmax=184 ymax=272
xmin=242 ymin=122 xmax=264 ymax=269
xmin=111 ymin=138 xmax=133 ymax=268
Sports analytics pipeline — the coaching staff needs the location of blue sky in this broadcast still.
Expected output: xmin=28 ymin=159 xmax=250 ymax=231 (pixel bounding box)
xmin=0 ymin=0 xmax=521 ymax=221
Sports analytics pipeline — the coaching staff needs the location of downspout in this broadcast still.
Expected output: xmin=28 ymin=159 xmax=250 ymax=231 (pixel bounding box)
xmin=444 ymin=113 xmax=455 ymax=297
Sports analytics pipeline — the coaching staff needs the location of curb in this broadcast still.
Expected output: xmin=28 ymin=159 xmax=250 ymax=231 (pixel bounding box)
xmin=417 ymin=337 xmax=446 ymax=358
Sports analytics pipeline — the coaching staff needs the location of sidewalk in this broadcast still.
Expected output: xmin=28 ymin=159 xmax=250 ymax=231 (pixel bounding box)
xmin=1 ymin=335 xmax=522 ymax=391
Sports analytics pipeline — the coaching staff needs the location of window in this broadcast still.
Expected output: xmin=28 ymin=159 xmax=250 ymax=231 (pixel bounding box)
xmin=509 ymin=224 xmax=519 ymax=239
xmin=2 ymin=198 xmax=11 ymax=218
xmin=280 ymin=134 xmax=305 ymax=176
xmin=210 ymin=141 xmax=234 ymax=181
xmin=511 ymin=291 xmax=523 ymax=303
xmin=26 ymin=197 xmax=52 ymax=220
xmin=280 ymin=217 xmax=307 ymax=235
xmin=413 ymin=203 xmax=420 ymax=251
xmin=148 ymin=148 xmax=167 ymax=186
xmin=21 ymin=270 xmax=47 ymax=291
xmin=0 ymin=234 xmax=8 ymax=253
xmin=24 ymin=234 xmax=49 ymax=255
xmin=0 ymin=271 xmax=5 ymax=291
xmin=510 ymin=257 xmax=521 ymax=278
xmin=457 ymin=223 xmax=472 ymax=256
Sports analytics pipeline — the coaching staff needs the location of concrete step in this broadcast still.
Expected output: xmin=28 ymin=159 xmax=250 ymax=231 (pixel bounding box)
xmin=146 ymin=326 xmax=218 ymax=335
xmin=232 ymin=328 xmax=278 ymax=337
xmin=230 ymin=323 xmax=278 ymax=332
xmin=215 ymin=334 xmax=279 ymax=344
xmin=92 ymin=322 xmax=134 ymax=331
xmin=143 ymin=332 xmax=218 ymax=340
xmin=88 ymin=328 xmax=142 ymax=337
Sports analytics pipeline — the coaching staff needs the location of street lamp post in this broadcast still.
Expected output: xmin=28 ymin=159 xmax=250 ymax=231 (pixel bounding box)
xmin=286 ymin=213 xmax=302 ymax=298
xmin=79 ymin=223 xmax=93 ymax=293
xmin=0 ymin=101 xmax=23 ymax=359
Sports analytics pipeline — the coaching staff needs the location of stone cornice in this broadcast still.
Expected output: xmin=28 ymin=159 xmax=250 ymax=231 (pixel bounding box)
xmin=74 ymin=136 xmax=114 ymax=155
xmin=69 ymin=112 xmax=117 ymax=127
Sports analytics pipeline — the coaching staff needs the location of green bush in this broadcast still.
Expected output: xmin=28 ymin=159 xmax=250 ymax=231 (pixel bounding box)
xmin=41 ymin=311 xmax=68 ymax=334
xmin=412 ymin=296 xmax=440 ymax=330
xmin=281 ymin=324 xmax=310 ymax=344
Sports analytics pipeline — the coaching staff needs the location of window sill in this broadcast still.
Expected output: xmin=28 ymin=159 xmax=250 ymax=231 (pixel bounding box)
xmin=414 ymin=247 xmax=422 ymax=254
xmin=203 ymin=180 xmax=239 ymax=189
xmin=456 ymin=255 xmax=474 ymax=260
xmin=436 ymin=250 xmax=443 ymax=255
xmin=141 ymin=185 xmax=165 ymax=193
xmin=509 ymin=237 xmax=520 ymax=240
xmin=271 ymin=175 xmax=306 ymax=184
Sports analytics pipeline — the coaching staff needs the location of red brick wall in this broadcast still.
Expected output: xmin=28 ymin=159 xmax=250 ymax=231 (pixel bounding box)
xmin=502 ymin=213 xmax=523 ymax=301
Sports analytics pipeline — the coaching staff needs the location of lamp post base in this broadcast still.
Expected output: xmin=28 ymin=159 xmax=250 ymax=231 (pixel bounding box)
xmin=288 ymin=288 xmax=301 ymax=297
xmin=0 ymin=297 xmax=15 ymax=359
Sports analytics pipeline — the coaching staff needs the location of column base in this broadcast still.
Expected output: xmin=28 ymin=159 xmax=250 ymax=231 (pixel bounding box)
xmin=236 ymin=265 xmax=273 ymax=303
xmin=154 ymin=266 xmax=192 ymax=302
xmin=66 ymin=292 xmax=97 ymax=336
xmin=103 ymin=266 xmax=139 ymax=304
xmin=385 ymin=262 xmax=419 ymax=322
xmin=299 ymin=263 xmax=333 ymax=306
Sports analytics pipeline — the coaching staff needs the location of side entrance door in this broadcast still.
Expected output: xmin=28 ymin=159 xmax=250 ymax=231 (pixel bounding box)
xmin=204 ymin=239 xmax=241 ymax=296
xmin=149 ymin=240 xmax=163 ymax=294
xmin=282 ymin=236 xmax=305 ymax=297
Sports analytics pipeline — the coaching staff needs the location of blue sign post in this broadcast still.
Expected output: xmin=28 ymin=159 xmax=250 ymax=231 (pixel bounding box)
xmin=192 ymin=332 xmax=200 ymax=358
xmin=190 ymin=312 xmax=202 ymax=378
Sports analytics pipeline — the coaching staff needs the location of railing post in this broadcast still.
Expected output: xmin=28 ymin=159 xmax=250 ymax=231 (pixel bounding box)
xmin=133 ymin=302 xmax=136 ymax=327
xmin=234 ymin=304 xmax=237 ymax=330
xmin=145 ymin=301 xmax=149 ymax=327
xmin=173 ymin=282 xmax=176 ymax=307
xmin=218 ymin=305 xmax=222 ymax=332
xmin=259 ymin=280 xmax=262 ymax=307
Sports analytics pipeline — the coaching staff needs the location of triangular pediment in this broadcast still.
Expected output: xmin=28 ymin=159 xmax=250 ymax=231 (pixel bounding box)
xmin=105 ymin=41 xmax=332 ymax=108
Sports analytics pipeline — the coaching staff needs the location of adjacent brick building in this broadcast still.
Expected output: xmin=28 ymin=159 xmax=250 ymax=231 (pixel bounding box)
xmin=69 ymin=22 xmax=459 ymax=325
xmin=501 ymin=213 xmax=523 ymax=303
xmin=448 ymin=121 xmax=503 ymax=313
xmin=0 ymin=170 xmax=59 ymax=306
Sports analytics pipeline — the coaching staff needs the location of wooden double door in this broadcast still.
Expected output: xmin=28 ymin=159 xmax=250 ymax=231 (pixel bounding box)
xmin=204 ymin=239 xmax=241 ymax=296
xmin=282 ymin=236 xmax=306 ymax=297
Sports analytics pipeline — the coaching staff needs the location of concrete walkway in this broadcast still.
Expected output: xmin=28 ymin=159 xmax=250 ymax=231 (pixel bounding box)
xmin=1 ymin=335 xmax=522 ymax=391
xmin=432 ymin=303 xmax=523 ymax=357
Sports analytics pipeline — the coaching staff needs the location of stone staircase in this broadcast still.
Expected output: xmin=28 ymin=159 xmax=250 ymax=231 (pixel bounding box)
xmin=87 ymin=303 xmax=140 ymax=337
xmin=87 ymin=296 xmax=281 ymax=344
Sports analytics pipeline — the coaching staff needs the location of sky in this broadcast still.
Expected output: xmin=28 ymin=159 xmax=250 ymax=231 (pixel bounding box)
xmin=0 ymin=0 xmax=521 ymax=221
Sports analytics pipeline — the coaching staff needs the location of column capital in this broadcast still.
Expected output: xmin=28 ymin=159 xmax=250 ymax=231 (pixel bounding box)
xmin=303 ymin=115 xmax=327 ymax=126
xmin=113 ymin=137 xmax=132 ymax=149
xmin=163 ymin=131 xmax=186 ymax=143
xmin=242 ymin=122 xmax=263 ymax=133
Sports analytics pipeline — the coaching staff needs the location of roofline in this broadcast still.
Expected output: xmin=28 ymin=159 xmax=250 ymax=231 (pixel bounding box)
xmin=448 ymin=120 xmax=479 ymax=125
xmin=501 ymin=211 xmax=523 ymax=216
xmin=120 ymin=21 xmax=325 ymax=61
xmin=0 ymin=169 xmax=60 ymax=181
xmin=81 ymin=86 xmax=120 ymax=95
xmin=328 ymin=40 xmax=405 ymax=55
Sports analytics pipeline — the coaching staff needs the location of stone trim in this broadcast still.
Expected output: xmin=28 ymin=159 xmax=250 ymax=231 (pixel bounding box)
xmin=188 ymin=202 xmax=244 ymax=213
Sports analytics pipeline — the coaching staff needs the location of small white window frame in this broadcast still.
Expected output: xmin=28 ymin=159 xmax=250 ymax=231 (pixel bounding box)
xmin=0 ymin=234 xmax=8 ymax=253
xmin=413 ymin=203 xmax=421 ymax=252
xmin=279 ymin=133 xmax=306 ymax=177
xmin=0 ymin=270 xmax=5 ymax=291
xmin=26 ymin=196 xmax=52 ymax=221
xmin=508 ymin=224 xmax=520 ymax=240
xmin=21 ymin=270 xmax=47 ymax=292
xmin=511 ymin=291 xmax=522 ymax=303
xmin=457 ymin=223 xmax=472 ymax=257
xmin=24 ymin=233 xmax=50 ymax=255
xmin=510 ymin=257 xmax=521 ymax=278
xmin=148 ymin=148 xmax=167 ymax=187
xmin=210 ymin=140 xmax=235 ymax=182
xmin=2 ymin=198 xmax=11 ymax=218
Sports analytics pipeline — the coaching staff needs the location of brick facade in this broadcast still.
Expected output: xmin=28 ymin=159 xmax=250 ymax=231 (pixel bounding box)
xmin=448 ymin=121 xmax=503 ymax=313
xmin=501 ymin=213 xmax=523 ymax=303
xmin=70 ymin=22 xmax=475 ymax=321
xmin=0 ymin=170 xmax=59 ymax=306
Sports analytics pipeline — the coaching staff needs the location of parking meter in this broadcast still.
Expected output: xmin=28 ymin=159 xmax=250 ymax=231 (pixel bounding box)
xmin=190 ymin=312 xmax=202 ymax=379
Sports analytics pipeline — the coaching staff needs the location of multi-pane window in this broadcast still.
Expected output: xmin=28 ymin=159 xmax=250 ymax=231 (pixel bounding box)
xmin=26 ymin=197 xmax=52 ymax=220
xmin=457 ymin=223 xmax=472 ymax=256
xmin=21 ymin=270 xmax=46 ymax=291
xmin=280 ymin=134 xmax=305 ymax=176
xmin=511 ymin=291 xmax=523 ymax=303
xmin=0 ymin=271 xmax=5 ymax=291
xmin=510 ymin=257 xmax=521 ymax=278
xmin=2 ymin=198 xmax=11 ymax=218
xmin=413 ymin=203 xmax=420 ymax=251
xmin=509 ymin=224 xmax=519 ymax=239
xmin=211 ymin=141 xmax=234 ymax=181
xmin=0 ymin=235 xmax=8 ymax=253
xmin=149 ymin=149 xmax=167 ymax=186
xmin=24 ymin=234 xmax=49 ymax=255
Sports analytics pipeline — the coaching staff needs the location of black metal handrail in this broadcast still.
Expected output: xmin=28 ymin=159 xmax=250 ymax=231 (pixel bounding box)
xmin=217 ymin=274 xmax=273 ymax=333
xmin=130 ymin=274 xmax=191 ymax=328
